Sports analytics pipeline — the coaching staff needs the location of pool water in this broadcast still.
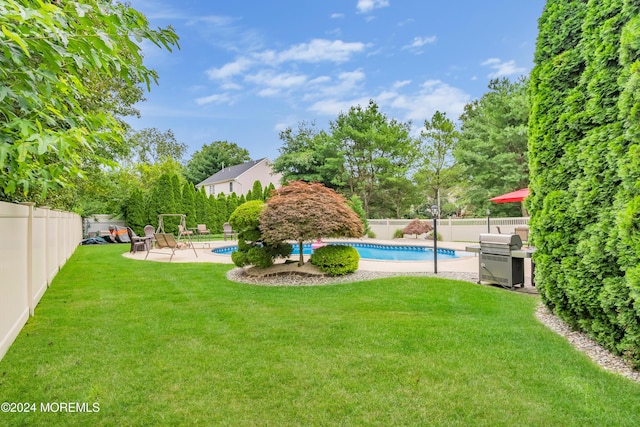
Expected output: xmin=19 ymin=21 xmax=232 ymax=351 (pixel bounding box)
xmin=213 ymin=242 xmax=459 ymax=262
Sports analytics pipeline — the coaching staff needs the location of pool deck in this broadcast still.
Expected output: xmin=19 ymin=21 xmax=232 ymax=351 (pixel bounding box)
xmin=123 ymin=237 xmax=536 ymax=292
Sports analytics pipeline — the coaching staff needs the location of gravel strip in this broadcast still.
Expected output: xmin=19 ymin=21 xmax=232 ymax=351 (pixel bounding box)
xmin=227 ymin=268 xmax=639 ymax=382
xmin=226 ymin=268 xmax=478 ymax=287
xmin=535 ymin=304 xmax=640 ymax=383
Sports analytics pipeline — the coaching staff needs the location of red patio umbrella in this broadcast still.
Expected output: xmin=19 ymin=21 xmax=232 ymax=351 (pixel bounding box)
xmin=489 ymin=188 xmax=529 ymax=203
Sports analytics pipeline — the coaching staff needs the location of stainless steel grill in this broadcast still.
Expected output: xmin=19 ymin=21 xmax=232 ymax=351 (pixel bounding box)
xmin=478 ymin=233 xmax=524 ymax=288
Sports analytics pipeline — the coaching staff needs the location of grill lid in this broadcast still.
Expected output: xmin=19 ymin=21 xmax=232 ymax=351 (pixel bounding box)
xmin=479 ymin=233 xmax=522 ymax=249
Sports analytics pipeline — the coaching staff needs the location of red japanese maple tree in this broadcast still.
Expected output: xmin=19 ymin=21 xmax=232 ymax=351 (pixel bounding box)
xmin=402 ymin=218 xmax=433 ymax=239
xmin=260 ymin=181 xmax=365 ymax=265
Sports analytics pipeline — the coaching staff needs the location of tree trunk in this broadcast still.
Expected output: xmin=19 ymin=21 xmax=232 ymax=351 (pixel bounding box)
xmin=298 ymin=240 xmax=304 ymax=266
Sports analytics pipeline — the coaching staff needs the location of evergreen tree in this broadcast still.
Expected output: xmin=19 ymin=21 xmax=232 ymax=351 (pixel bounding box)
xmin=207 ymin=195 xmax=220 ymax=233
xmin=264 ymin=183 xmax=276 ymax=200
xmin=529 ymin=0 xmax=640 ymax=366
xmin=150 ymin=174 xmax=176 ymax=232
xmin=124 ymin=188 xmax=147 ymax=235
xmin=216 ymin=193 xmax=228 ymax=229
xmin=251 ymin=180 xmax=264 ymax=201
xmin=455 ymin=78 xmax=529 ymax=217
xmin=330 ymin=100 xmax=418 ymax=217
xmin=195 ymin=187 xmax=208 ymax=225
xmin=182 ymin=182 xmax=197 ymax=228
xmin=227 ymin=193 xmax=239 ymax=221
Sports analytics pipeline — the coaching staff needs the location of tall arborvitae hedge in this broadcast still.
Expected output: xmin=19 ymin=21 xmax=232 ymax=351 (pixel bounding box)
xmin=124 ymin=173 xmax=240 ymax=234
xmin=529 ymin=0 xmax=640 ymax=366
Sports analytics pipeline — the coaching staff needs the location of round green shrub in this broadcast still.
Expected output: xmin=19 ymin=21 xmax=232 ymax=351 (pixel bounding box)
xmin=393 ymin=229 xmax=404 ymax=238
xmin=228 ymin=201 xmax=291 ymax=268
xmin=310 ymin=245 xmax=359 ymax=276
xmin=231 ymin=250 xmax=249 ymax=267
xmin=229 ymin=200 xmax=264 ymax=236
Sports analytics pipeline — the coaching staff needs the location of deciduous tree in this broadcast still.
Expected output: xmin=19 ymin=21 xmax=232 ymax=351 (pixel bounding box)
xmin=272 ymin=121 xmax=342 ymax=188
xmin=330 ymin=100 xmax=419 ymax=218
xmin=260 ymin=181 xmax=364 ymax=266
xmin=184 ymin=141 xmax=250 ymax=184
xmin=415 ymin=111 xmax=461 ymax=213
xmin=402 ymin=219 xmax=433 ymax=239
xmin=0 ymin=0 xmax=178 ymax=199
xmin=124 ymin=128 xmax=187 ymax=165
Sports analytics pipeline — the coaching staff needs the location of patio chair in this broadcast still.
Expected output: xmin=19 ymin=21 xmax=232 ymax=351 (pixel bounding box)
xmin=178 ymin=224 xmax=193 ymax=237
xmin=126 ymin=227 xmax=147 ymax=254
xmin=144 ymin=225 xmax=155 ymax=250
xmin=223 ymin=222 xmax=237 ymax=241
xmin=514 ymin=226 xmax=530 ymax=246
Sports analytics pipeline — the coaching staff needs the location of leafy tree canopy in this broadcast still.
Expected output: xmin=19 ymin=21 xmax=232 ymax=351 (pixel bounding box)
xmin=0 ymin=0 xmax=179 ymax=200
xmin=260 ymin=181 xmax=364 ymax=265
xmin=330 ymin=99 xmax=419 ymax=218
xmin=272 ymin=121 xmax=341 ymax=187
xmin=414 ymin=111 xmax=461 ymax=214
xmin=123 ymin=128 xmax=187 ymax=165
xmin=454 ymin=77 xmax=529 ymax=217
xmin=184 ymin=141 xmax=250 ymax=184
xmin=402 ymin=219 xmax=433 ymax=238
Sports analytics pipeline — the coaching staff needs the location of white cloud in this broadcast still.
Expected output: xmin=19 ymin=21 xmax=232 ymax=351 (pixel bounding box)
xmin=303 ymin=69 xmax=366 ymax=101
xmin=206 ymin=57 xmax=253 ymax=80
xmin=402 ymin=36 xmax=437 ymax=51
xmin=389 ymin=80 xmax=471 ymax=123
xmin=309 ymin=76 xmax=332 ymax=85
xmin=275 ymin=39 xmax=367 ymax=63
xmin=308 ymin=97 xmax=372 ymax=116
xmin=246 ymin=70 xmax=308 ymax=89
xmin=338 ymin=69 xmax=366 ymax=84
xmin=330 ymin=13 xmax=345 ymax=19
xmin=220 ymin=82 xmax=243 ymax=91
xmin=357 ymin=0 xmax=390 ymax=13
xmin=195 ymin=15 xmax=236 ymax=26
xmin=195 ymin=92 xmax=234 ymax=106
xmin=257 ymin=88 xmax=281 ymax=97
xmin=273 ymin=115 xmax=299 ymax=132
xmin=481 ymin=58 xmax=526 ymax=78
xmin=392 ymin=80 xmax=412 ymax=89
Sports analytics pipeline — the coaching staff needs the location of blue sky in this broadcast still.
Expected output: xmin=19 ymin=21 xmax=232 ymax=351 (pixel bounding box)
xmin=125 ymin=0 xmax=546 ymax=161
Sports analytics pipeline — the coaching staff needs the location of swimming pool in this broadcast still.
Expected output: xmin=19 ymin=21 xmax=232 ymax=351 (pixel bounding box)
xmin=212 ymin=242 xmax=460 ymax=262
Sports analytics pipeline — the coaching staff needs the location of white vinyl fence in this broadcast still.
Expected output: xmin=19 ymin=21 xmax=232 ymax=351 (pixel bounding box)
xmin=369 ymin=216 xmax=530 ymax=241
xmin=0 ymin=202 xmax=81 ymax=362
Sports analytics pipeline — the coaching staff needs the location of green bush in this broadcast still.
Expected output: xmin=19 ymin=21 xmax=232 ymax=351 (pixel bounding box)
xmin=229 ymin=200 xmax=264 ymax=234
xmin=427 ymin=231 xmax=442 ymax=241
xmin=393 ymin=229 xmax=404 ymax=239
xmin=367 ymin=230 xmax=376 ymax=238
xmin=229 ymin=201 xmax=291 ymax=268
xmin=231 ymin=250 xmax=249 ymax=267
xmin=310 ymin=245 xmax=359 ymax=276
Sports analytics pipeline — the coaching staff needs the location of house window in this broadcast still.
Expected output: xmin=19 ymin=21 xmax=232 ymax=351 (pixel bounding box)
xmin=229 ymin=182 xmax=233 ymax=193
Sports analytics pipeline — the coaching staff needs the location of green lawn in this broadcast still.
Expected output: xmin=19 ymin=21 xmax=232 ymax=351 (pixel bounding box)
xmin=1 ymin=245 xmax=639 ymax=426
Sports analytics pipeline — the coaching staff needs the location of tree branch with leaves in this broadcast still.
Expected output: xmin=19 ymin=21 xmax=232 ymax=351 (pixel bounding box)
xmin=0 ymin=0 xmax=179 ymax=200
xmin=260 ymin=181 xmax=364 ymax=266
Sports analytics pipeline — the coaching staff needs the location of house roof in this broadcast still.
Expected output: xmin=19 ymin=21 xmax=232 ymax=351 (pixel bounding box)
xmin=197 ymin=158 xmax=267 ymax=186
